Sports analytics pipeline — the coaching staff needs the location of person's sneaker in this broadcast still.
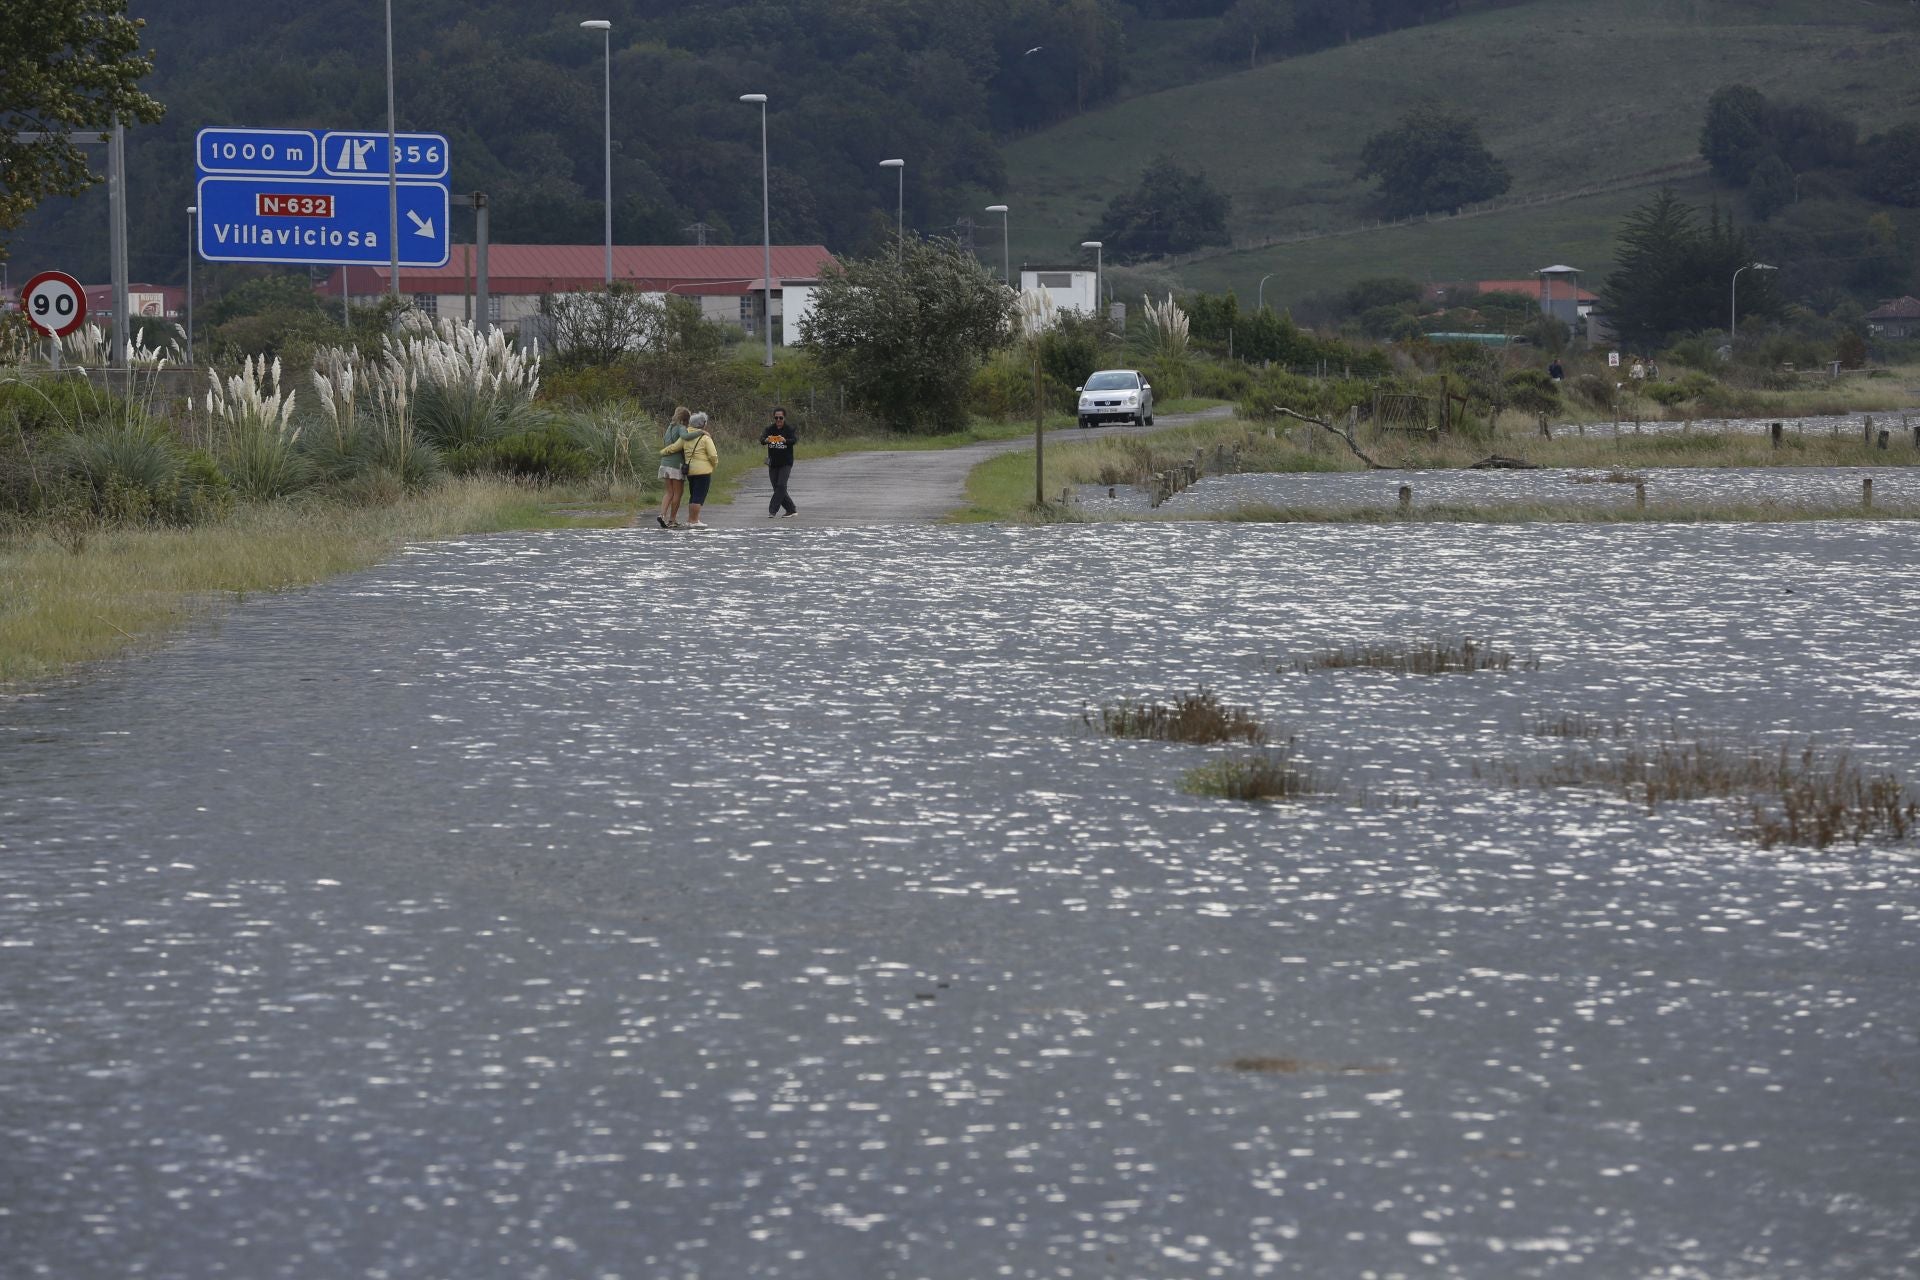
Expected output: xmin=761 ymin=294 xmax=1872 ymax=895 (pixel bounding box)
xmin=668 ymin=520 xmax=683 ymax=529
xmin=689 ymin=521 xmax=711 ymax=531
xmin=782 ymin=510 xmax=799 ymax=518
xmin=655 ymin=515 xmax=668 ymax=528
xmin=767 ymin=512 xmax=780 ymax=519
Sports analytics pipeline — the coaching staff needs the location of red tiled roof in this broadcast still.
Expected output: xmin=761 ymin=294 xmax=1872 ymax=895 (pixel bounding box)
xmin=1476 ymin=279 xmax=1599 ymax=302
xmin=317 ymin=244 xmax=836 ymax=297
xmin=1865 ymin=296 xmax=1920 ymax=321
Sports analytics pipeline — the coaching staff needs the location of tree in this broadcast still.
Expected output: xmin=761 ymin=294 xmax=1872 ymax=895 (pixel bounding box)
xmin=1600 ymin=189 xmax=1774 ymax=350
xmin=799 ymin=237 xmax=1015 ymax=432
xmin=0 ymin=0 xmax=164 ymax=258
xmin=1861 ymin=124 xmax=1920 ymax=208
xmin=1700 ymin=84 xmax=1772 ymax=184
xmin=1216 ymin=0 xmax=1295 ymax=68
xmin=1746 ymin=154 xmax=1797 ymax=220
xmin=1086 ymin=155 xmax=1231 ymax=262
xmin=1356 ymin=104 xmax=1509 ymax=218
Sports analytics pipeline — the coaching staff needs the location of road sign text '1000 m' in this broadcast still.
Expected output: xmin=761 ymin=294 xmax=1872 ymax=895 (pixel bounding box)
xmin=194 ymin=126 xmax=450 ymax=268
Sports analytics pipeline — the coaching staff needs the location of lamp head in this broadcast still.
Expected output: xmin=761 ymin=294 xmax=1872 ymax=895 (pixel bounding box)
xmin=1754 ymin=262 xmax=1776 ymax=271
xmin=1080 ymin=240 xmax=1102 ymax=250
xmin=580 ymin=19 xmax=611 ymax=30
xmin=878 ymin=158 xmax=905 ymax=168
xmin=740 ymin=93 xmax=767 ymax=103
xmin=187 ymin=206 xmax=197 ymax=214
xmin=984 ymin=204 xmax=1008 ymax=213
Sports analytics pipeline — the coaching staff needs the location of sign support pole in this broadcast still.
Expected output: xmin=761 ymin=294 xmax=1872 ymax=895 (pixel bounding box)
xmin=109 ymin=122 xmax=130 ymax=378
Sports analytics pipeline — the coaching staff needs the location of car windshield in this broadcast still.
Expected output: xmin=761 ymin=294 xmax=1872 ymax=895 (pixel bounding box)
xmin=1084 ymin=372 xmax=1139 ymax=391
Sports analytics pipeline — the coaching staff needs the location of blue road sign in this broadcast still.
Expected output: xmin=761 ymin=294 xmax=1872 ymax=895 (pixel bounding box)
xmin=196 ymin=127 xmax=320 ymax=177
xmin=319 ymin=131 xmax=450 ymax=181
xmin=195 ymin=175 xmax=451 ymax=268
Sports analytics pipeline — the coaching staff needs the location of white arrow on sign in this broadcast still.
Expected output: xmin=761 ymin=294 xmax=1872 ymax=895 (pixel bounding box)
xmin=406 ymin=210 xmax=435 ymax=238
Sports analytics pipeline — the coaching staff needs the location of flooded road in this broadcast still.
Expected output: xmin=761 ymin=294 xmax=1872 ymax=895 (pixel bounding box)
xmin=3 ymin=523 xmax=1918 ymax=1278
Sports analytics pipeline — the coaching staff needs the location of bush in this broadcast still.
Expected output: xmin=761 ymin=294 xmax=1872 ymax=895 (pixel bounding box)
xmin=1644 ymin=371 xmax=1721 ymax=406
xmin=53 ymin=421 xmax=193 ymax=523
xmin=970 ymin=349 xmax=1054 ymax=420
xmin=451 ymin=421 xmax=593 ymax=483
xmin=1188 ymin=358 xmax=1254 ymax=401
xmin=1503 ymin=368 xmax=1562 ymax=416
xmin=1571 ymin=373 xmax=1616 ymax=410
xmin=0 ymin=376 xmax=120 ymax=437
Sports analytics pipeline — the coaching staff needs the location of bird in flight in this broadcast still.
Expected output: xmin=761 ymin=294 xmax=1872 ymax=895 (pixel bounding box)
xmin=1024 ymin=45 xmax=1044 ymax=55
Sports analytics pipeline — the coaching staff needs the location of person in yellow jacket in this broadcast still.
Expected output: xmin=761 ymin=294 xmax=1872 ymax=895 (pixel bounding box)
xmin=660 ymin=411 xmax=719 ymax=529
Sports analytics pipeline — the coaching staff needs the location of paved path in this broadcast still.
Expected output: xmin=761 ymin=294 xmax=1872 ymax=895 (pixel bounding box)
xmin=699 ymin=406 xmax=1234 ymax=527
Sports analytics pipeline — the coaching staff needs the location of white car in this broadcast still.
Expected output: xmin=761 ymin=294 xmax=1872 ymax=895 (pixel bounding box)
xmin=1076 ymin=369 xmax=1154 ymax=428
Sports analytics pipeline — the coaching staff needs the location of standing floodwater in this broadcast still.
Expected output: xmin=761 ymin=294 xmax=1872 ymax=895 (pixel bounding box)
xmin=3 ymin=523 xmax=1917 ymax=1278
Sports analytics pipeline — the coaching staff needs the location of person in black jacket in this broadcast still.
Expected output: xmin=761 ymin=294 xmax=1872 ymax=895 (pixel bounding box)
xmin=761 ymin=407 xmax=798 ymax=518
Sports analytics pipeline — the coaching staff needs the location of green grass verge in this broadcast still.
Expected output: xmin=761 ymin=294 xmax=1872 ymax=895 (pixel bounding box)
xmin=0 ymin=478 xmax=637 ymax=685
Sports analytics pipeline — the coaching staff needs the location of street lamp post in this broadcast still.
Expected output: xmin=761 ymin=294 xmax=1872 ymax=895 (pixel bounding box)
xmin=740 ymin=95 xmax=773 ymax=367
xmin=879 ymin=158 xmax=904 ymax=260
xmin=385 ymin=0 xmax=399 ymax=299
xmin=984 ymin=204 xmax=1010 ymax=287
xmin=1080 ymin=240 xmax=1103 ymax=322
xmin=185 ymin=206 xmax=196 ymax=367
xmin=1730 ymin=261 xmax=1775 ymax=345
xmin=1258 ymin=273 xmax=1276 ymax=312
xmin=582 ymin=20 xmax=614 ymax=286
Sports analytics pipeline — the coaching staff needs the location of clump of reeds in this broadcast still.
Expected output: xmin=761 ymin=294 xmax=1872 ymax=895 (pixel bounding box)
xmin=1295 ymin=637 xmax=1539 ymax=675
xmin=1182 ymin=744 xmax=1319 ymax=802
xmin=1525 ymin=711 xmax=1629 ymax=740
xmin=1749 ymin=748 xmax=1917 ymax=850
xmin=1086 ymin=687 xmax=1267 ymax=745
xmin=1511 ymin=732 xmax=1917 ymax=849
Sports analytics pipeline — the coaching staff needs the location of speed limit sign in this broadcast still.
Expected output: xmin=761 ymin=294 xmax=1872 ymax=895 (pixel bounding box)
xmin=20 ymin=270 xmax=87 ymax=338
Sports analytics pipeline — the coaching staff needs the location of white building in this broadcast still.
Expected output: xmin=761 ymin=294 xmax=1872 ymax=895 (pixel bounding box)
xmin=1019 ymin=266 xmax=1098 ymax=317
xmin=318 ymin=244 xmax=837 ymax=344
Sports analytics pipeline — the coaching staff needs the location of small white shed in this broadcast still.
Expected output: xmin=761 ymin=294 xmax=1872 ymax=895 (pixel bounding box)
xmin=1019 ymin=267 xmax=1097 ymax=317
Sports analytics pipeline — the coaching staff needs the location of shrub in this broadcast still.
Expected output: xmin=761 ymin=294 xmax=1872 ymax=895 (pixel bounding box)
xmin=1503 ymin=368 xmax=1562 ymax=416
xmin=1571 ymin=373 xmax=1616 ymax=410
xmin=1086 ymin=688 xmax=1267 ymax=745
xmin=1188 ymin=358 xmax=1253 ymax=400
xmin=206 ymin=356 xmax=312 ymax=501
xmin=453 ymin=421 xmax=593 ymax=483
xmin=53 ymin=420 xmax=187 ymax=523
xmin=565 ymin=405 xmax=647 ymax=487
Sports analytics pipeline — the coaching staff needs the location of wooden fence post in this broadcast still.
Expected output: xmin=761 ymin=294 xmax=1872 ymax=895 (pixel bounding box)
xmin=1635 ymin=482 xmax=1646 ymax=512
xmin=1398 ymin=484 xmax=1412 ymax=514
xmin=1770 ymin=422 xmax=1783 ymax=449
xmin=1863 ymin=477 xmax=1873 ymax=512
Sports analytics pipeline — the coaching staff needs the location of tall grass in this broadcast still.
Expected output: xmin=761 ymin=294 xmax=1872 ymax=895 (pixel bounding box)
xmin=207 ymin=356 xmax=312 ymax=500
xmin=0 ymin=478 xmax=621 ymax=684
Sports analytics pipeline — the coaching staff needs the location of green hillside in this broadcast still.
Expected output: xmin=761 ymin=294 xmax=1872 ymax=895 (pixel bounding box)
xmin=998 ymin=0 xmax=1920 ymax=299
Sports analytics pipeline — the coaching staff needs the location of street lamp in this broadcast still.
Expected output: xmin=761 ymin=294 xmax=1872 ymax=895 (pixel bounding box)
xmin=1080 ymin=240 xmax=1103 ymax=320
xmin=185 ymin=206 xmax=196 ymax=367
xmin=1258 ymin=273 xmax=1276 ymax=313
xmin=984 ymin=204 xmax=1010 ymax=288
xmin=581 ymin=20 xmax=614 ymax=286
xmin=1730 ymin=261 xmax=1775 ymax=344
xmin=879 ymin=158 xmax=904 ymax=260
xmin=385 ymin=0 xmax=399 ymax=299
xmin=741 ymin=93 xmax=773 ymax=367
